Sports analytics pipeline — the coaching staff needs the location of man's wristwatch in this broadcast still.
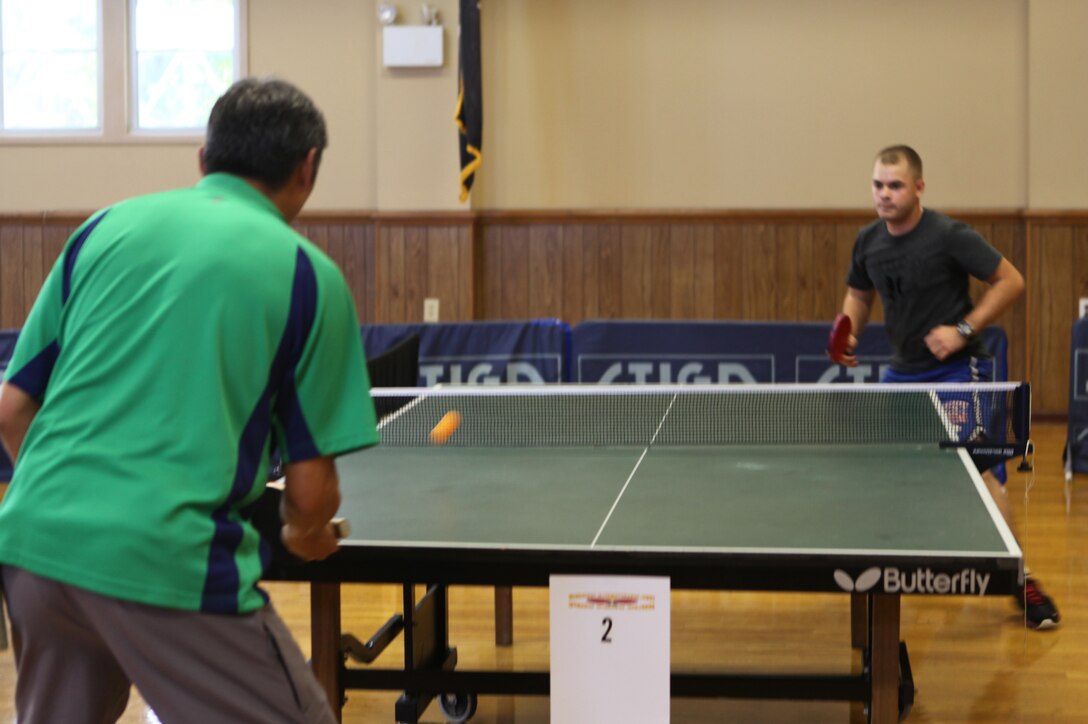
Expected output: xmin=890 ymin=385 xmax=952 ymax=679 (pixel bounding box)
xmin=955 ymin=320 xmax=976 ymax=339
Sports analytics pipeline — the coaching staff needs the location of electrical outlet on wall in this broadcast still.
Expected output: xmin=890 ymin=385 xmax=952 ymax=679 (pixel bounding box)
xmin=423 ymin=297 xmax=440 ymax=323
xmin=1080 ymin=298 xmax=1088 ymax=319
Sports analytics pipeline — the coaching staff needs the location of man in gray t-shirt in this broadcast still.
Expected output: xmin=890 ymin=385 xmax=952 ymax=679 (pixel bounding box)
xmin=832 ymin=144 xmax=1059 ymax=630
xmin=847 ymin=208 xmax=1002 ymax=374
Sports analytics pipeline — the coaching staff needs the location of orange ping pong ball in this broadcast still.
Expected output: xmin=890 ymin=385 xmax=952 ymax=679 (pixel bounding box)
xmin=430 ymin=410 xmax=461 ymax=445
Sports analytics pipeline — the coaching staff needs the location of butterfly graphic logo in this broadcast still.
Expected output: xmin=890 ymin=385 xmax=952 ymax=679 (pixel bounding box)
xmin=833 ymin=567 xmax=882 ymax=592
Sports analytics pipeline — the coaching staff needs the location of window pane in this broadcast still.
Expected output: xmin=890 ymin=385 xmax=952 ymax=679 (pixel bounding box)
xmin=137 ymin=51 xmax=232 ymax=128
xmin=2 ymin=0 xmax=97 ymax=51
xmin=3 ymin=51 xmax=98 ymax=129
xmin=133 ymin=0 xmax=236 ymax=130
xmin=2 ymin=0 xmax=99 ymax=130
xmin=135 ymin=0 xmax=235 ymax=51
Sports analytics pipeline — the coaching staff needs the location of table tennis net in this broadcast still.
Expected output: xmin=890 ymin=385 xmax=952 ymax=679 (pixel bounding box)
xmin=370 ymin=382 xmax=1030 ymax=450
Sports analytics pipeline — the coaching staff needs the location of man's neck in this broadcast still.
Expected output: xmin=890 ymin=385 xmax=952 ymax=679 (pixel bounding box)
xmin=243 ymin=177 xmax=306 ymax=222
xmin=885 ymin=205 xmax=924 ymax=236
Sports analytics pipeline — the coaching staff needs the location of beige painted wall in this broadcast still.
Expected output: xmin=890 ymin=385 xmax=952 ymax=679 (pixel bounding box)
xmin=248 ymin=0 xmax=378 ymax=210
xmin=1027 ymin=0 xmax=1088 ymax=209
xmin=2 ymin=0 xmax=1087 ymax=212
xmin=476 ymin=0 xmax=1027 ymax=209
xmin=0 ymin=145 xmax=200 ymax=212
xmin=375 ymin=0 xmax=463 ymax=210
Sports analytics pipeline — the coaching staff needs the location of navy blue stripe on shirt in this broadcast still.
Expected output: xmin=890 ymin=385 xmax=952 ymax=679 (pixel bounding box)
xmin=62 ymin=212 xmax=108 ymax=304
xmin=6 ymin=341 xmax=60 ymax=401
xmin=7 ymin=212 xmax=109 ymax=401
xmin=201 ymin=248 xmax=320 ymax=613
xmin=274 ymin=250 xmax=321 ymax=461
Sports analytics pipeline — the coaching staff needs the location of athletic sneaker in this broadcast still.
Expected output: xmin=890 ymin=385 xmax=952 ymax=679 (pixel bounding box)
xmin=1016 ymin=576 xmax=1060 ymax=630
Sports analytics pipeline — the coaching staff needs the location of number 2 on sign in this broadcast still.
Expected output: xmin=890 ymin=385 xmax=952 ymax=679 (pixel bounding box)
xmin=601 ymin=617 xmax=613 ymax=643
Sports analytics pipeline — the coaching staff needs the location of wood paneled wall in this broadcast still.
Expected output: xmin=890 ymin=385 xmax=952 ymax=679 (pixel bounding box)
xmin=371 ymin=216 xmax=475 ymax=325
xmin=0 ymin=209 xmax=1075 ymax=415
xmin=476 ymin=219 xmax=861 ymax=324
xmin=1026 ymin=213 xmax=1088 ymax=413
xmin=0 ymin=215 xmax=80 ymax=329
xmin=293 ymin=217 xmax=377 ymax=324
xmin=473 ymin=211 xmax=1028 ymax=392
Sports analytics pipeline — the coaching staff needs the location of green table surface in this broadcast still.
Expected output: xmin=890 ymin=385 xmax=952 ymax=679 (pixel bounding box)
xmin=334 ymin=442 xmax=1012 ymax=557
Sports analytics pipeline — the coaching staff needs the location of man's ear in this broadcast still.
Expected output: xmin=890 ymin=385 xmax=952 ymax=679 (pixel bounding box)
xmin=198 ymin=146 xmax=207 ymax=176
xmin=915 ymin=178 xmax=925 ymax=196
xmin=298 ymin=148 xmax=319 ymax=192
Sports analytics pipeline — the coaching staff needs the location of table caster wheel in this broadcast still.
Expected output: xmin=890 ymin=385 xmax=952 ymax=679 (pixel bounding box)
xmin=438 ymin=692 xmax=478 ymax=723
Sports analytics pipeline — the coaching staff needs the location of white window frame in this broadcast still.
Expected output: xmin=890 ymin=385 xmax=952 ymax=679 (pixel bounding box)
xmin=0 ymin=0 xmax=246 ymax=145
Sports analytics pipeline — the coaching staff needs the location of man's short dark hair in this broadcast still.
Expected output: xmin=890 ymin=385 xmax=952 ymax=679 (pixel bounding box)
xmin=875 ymin=145 xmax=923 ymax=179
xmin=203 ymin=77 xmax=328 ymax=190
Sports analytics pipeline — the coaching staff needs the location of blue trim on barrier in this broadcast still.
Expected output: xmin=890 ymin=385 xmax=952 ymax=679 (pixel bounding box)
xmin=361 ymin=319 xmax=572 ymax=386
xmin=1068 ymin=318 xmax=1088 ymax=474
xmin=570 ymin=320 xmax=1008 ymax=385
xmin=0 ymin=321 xmax=1012 ymax=483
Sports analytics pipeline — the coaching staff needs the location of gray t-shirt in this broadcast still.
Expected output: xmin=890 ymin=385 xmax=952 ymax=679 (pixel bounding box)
xmin=847 ymin=209 xmax=1003 ymax=373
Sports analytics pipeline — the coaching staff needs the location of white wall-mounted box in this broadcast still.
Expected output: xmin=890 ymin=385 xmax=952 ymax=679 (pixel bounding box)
xmin=383 ymin=26 xmax=444 ymax=68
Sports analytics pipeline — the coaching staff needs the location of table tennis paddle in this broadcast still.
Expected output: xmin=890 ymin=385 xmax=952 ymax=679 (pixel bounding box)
xmin=827 ymin=313 xmax=852 ymax=364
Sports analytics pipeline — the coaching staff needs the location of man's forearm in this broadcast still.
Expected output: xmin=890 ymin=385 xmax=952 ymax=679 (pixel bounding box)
xmin=842 ymin=288 xmax=875 ymax=331
xmin=278 ymin=456 xmax=343 ymax=561
xmin=280 ymin=488 xmax=341 ymax=535
xmin=279 ymin=456 xmax=341 ymax=534
xmin=0 ymin=382 xmax=40 ymax=464
xmin=965 ymin=261 xmax=1025 ymax=332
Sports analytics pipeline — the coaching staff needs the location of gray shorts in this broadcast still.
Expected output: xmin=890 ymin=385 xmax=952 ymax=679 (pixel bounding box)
xmin=1 ymin=565 xmax=336 ymax=724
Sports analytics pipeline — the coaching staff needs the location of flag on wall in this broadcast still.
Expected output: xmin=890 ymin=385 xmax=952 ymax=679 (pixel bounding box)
xmin=456 ymin=0 xmax=482 ymax=202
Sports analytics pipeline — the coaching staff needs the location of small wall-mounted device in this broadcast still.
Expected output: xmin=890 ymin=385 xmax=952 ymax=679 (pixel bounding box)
xmin=383 ymin=26 xmax=444 ymax=68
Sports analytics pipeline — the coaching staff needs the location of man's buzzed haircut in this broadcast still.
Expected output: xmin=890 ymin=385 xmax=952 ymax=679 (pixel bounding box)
xmin=876 ymin=145 xmax=923 ymax=179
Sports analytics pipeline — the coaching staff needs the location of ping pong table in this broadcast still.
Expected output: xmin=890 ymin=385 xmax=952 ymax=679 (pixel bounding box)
xmin=267 ymin=383 xmax=1028 ymax=724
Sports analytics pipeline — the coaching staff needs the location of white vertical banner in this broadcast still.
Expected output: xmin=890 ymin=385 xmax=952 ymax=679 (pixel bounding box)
xmin=549 ymin=575 xmax=670 ymax=724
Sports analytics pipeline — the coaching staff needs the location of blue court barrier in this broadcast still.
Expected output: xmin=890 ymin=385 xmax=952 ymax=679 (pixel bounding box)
xmin=361 ymin=319 xmax=572 ymax=386
xmin=570 ymin=320 xmax=1008 ymax=384
xmin=1066 ymin=318 xmax=1088 ymax=476
xmin=0 ymin=320 xmax=1011 ymax=481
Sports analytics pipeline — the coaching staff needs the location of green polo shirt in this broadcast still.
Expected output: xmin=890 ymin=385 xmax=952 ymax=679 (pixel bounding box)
xmin=0 ymin=173 xmax=378 ymax=613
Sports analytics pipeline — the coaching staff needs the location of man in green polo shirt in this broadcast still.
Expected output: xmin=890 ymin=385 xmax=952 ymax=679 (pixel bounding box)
xmin=0 ymin=78 xmax=377 ymax=723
